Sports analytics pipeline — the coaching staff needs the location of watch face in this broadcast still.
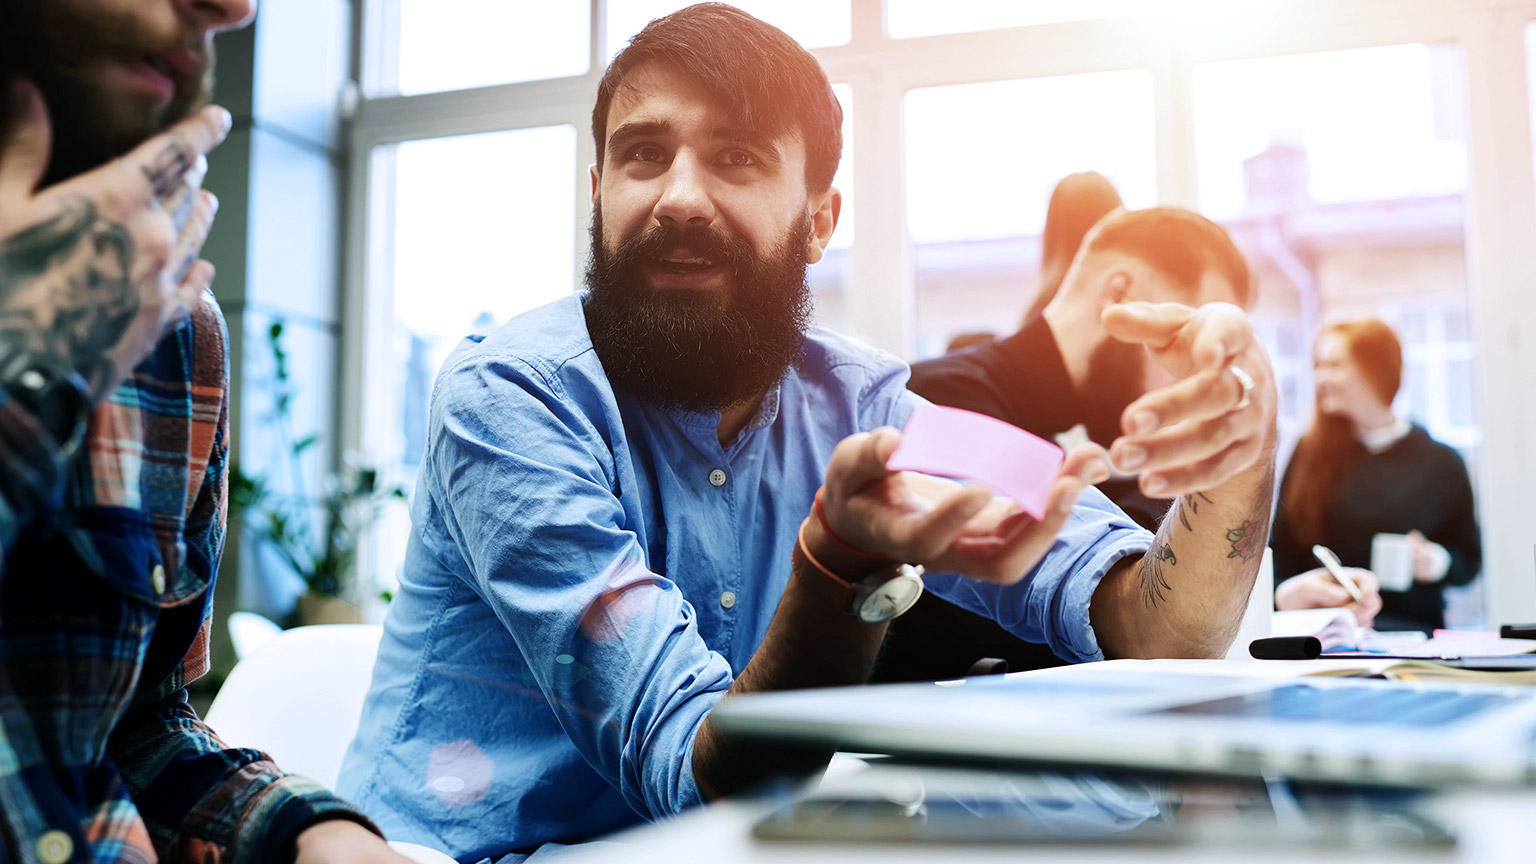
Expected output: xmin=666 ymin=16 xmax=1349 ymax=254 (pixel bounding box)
xmin=856 ymin=571 xmax=925 ymax=624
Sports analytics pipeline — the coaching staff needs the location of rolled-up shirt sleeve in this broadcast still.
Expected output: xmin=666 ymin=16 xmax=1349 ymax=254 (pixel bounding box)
xmin=425 ymin=354 xmax=730 ymax=817
xmin=921 ymin=483 xmax=1154 ymax=664
xmin=889 ymin=389 xmax=1154 ymax=663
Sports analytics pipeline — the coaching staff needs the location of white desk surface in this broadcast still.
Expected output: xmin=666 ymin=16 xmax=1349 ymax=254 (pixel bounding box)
xmin=550 ymin=659 xmax=1536 ymax=864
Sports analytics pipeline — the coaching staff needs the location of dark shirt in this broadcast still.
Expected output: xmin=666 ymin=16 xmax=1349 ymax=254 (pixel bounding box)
xmin=873 ymin=315 xmax=1166 ymax=681
xmin=1271 ymin=425 xmax=1481 ymax=633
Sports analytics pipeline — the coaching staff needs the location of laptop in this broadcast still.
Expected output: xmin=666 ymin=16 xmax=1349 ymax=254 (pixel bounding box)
xmin=709 ymin=661 xmax=1536 ymax=787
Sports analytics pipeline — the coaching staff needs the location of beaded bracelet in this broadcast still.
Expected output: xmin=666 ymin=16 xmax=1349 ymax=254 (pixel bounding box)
xmin=813 ymin=487 xmax=892 ymax=560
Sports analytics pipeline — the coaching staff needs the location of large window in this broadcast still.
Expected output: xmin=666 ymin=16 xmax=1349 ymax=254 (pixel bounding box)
xmin=904 ymin=71 xmax=1157 ymax=356
xmin=1192 ymin=43 xmax=1476 ymax=466
xmin=887 ymin=0 xmax=1143 ymax=39
xmin=605 ymin=0 xmax=850 ymax=59
xmin=391 ymin=1 xmax=589 ymax=95
xmin=385 ymin=126 xmax=577 ymax=472
xmin=350 ymin=0 xmax=1536 ymax=625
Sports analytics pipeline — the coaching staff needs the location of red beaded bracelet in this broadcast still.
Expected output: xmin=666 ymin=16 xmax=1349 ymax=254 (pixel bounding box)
xmin=796 ymin=518 xmax=852 ymax=589
xmin=814 ymin=487 xmax=892 ymax=560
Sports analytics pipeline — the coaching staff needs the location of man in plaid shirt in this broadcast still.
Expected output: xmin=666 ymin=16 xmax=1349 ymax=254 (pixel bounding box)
xmin=0 ymin=2 xmax=412 ymax=863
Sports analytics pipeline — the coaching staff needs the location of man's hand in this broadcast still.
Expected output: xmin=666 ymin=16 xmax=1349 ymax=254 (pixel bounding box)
xmin=1276 ymin=566 xmax=1383 ymax=627
xmin=1101 ymin=301 xmax=1278 ymax=497
xmin=294 ymin=820 xmax=416 ymax=864
xmin=0 ymin=79 xmax=230 ymax=401
xmin=818 ymin=427 xmax=1110 ymax=584
xmin=1089 ymin=300 xmax=1279 ymax=660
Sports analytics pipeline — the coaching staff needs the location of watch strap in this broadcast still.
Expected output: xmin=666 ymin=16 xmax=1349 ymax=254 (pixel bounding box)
xmin=0 ymin=348 xmax=91 ymax=459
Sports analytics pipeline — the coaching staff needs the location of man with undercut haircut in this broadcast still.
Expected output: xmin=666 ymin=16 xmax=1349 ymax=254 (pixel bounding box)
xmin=341 ymin=4 xmax=1280 ymax=860
xmin=878 ymin=206 xmax=1271 ymax=681
xmin=0 ymin=2 xmax=411 ymax=863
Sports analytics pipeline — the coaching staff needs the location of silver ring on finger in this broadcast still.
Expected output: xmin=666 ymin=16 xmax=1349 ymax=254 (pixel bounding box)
xmin=1228 ymin=364 xmax=1254 ymax=412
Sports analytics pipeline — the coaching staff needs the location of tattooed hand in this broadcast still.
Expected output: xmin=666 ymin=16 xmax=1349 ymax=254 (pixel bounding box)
xmin=1100 ymin=301 xmax=1278 ymax=497
xmin=0 ymin=79 xmax=231 ymax=401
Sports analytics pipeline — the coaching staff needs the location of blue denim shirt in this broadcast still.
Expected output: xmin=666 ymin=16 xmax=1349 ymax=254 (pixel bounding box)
xmin=338 ymin=296 xmax=1152 ymax=861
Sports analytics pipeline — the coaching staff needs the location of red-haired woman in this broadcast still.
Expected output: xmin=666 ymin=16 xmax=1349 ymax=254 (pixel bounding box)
xmin=1272 ymin=319 xmax=1481 ymax=633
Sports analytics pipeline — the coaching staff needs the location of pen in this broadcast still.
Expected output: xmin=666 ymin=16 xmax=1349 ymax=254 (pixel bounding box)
xmin=1311 ymin=544 xmax=1366 ymax=605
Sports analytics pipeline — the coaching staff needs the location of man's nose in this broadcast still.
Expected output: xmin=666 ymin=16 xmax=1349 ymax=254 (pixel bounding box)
xmin=653 ymin=153 xmax=716 ymax=228
xmin=177 ymin=0 xmax=259 ymax=35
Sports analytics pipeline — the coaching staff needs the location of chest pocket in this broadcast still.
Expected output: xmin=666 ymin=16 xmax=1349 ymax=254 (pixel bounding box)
xmin=56 ymin=506 xmax=169 ymax=606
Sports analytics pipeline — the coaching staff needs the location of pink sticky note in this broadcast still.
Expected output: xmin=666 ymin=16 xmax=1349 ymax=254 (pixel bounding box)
xmin=886 ymin=403 xmax=1065 ymax=520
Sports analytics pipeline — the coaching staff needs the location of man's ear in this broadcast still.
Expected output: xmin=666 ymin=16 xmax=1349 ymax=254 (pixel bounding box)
xmin=589 ymin=163 xmax=601 ymax=209
xmin=1101 ymin=268 xmax=1133 ymax=305
xmin=805 ymin=186 xmax=842 ymax=265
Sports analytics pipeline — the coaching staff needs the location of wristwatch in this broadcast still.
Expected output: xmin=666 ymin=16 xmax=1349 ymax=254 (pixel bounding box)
xmin=849 ymin=564 xmax=926 ymax=624
xmin=0 ymin=348 xmax=91 ymax=460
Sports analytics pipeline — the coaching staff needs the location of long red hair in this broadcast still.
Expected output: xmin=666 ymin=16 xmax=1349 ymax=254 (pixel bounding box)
xmin=1281 ymin=319 xmax=1403 ymax=544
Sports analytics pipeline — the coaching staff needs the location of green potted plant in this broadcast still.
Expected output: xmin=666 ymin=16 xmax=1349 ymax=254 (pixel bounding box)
xmin=228 ymin=320 xmax=403 ymax=625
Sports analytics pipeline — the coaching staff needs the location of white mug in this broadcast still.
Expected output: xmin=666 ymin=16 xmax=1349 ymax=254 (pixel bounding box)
xmin=1371 ymin=532 xmax=1414 ymax=592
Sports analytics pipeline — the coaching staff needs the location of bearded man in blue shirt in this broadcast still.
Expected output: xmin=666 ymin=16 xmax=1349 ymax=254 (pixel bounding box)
xmin=339 ymin=4 xmax=1279 ymax=860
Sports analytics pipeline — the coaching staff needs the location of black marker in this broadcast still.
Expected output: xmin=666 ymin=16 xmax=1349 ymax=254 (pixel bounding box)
xmin=1249 ymin=635 xmax=1322 ymax=660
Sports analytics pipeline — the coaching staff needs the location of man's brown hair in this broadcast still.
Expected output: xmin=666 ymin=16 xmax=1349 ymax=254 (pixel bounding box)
xmin=1084 ymin=207 xmax=1254 ymax=308
xmin=592 ymin=2 xmax=843 ymax=192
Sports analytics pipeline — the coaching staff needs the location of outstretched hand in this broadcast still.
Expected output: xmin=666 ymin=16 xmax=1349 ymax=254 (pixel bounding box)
xmin=1101 ymin=301 xmax=1277 ymax=498
xmin=0 ymin=79 xmax=231 ymax=401
xmin=818 ymin=427 xmax=1109 ymax=584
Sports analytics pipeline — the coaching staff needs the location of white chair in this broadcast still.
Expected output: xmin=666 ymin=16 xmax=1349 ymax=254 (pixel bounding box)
xmin=226 ymin=610 xmax=285 ymax=659
xmin=206 ymin=624 xmax=456 ymax=864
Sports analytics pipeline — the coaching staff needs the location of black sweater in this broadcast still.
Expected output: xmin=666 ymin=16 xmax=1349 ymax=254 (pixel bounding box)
xmin=1271 ymin=425 xmax=1481 ymax=632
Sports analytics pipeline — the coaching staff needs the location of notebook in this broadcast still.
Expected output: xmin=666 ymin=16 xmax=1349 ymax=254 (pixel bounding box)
xmin=710 ymin=661 xmax=1536 ymax=787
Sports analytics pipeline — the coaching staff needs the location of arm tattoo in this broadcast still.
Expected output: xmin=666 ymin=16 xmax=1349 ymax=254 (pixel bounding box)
xmin=1226 ymin=456 xmax=1277 ymax=562
xmin=1177 ymin=491 xmax=1213 ymax=532
xmin=0 ymin=199 xmax=139 ymax=396
xmin=1140 ymin=524 xmax=1177 ymax=608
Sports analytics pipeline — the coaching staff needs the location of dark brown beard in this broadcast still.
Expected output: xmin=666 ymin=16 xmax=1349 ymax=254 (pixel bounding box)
xmin=583 ymin=212 xmax=813 ymax=413
xmin=0 ymin=0 xmax=213 ymax=183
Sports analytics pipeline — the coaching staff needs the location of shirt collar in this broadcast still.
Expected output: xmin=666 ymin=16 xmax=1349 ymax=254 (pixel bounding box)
xmin=1356 ymin=416 xmax=1411 ymax=453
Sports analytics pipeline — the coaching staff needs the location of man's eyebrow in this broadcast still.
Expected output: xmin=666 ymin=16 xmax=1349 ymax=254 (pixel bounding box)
xmin=605 ymin=119 xmax=786 ymax=166
xmin=711 ymin=125 xmax=784 ymax=164
xmin=606 ymin=120 xmax=672 ymax=159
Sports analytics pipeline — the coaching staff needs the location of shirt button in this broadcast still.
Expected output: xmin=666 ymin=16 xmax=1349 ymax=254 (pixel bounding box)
xmin=720 ymin=591 xmax=736 ymax=609
xmin=37 ymin=830 xmax=73 ymax=864
xmin=707 ymin=468 xmax=727 ymax=487
xmin=150 ymin=564 xmax=166 ymax=594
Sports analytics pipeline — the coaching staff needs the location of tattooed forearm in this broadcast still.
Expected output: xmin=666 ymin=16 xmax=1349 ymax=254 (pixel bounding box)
xmin=1177 ymin=491 xmax=1213 ymax=532
xmin=0 ymin=198 xmax=138 ymax=396
xmin=1225 ymin=455 xmax=1277 ymax=562
xmin=1140 ymin=524 xmax=1177 ymax=608
xmin=1225 ymin=520 xmax=1263 ymax=561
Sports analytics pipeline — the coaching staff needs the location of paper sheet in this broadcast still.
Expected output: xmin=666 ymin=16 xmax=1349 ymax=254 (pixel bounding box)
xmin=886 ymin=403 xmax=1064 ymax=520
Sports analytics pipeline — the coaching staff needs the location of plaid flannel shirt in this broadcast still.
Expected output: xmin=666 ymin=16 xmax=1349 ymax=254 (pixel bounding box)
xmin=0 ymin=293 xmax=375 ymax=864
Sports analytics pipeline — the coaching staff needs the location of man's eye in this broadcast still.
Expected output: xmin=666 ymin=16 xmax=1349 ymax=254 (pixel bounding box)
xmin=630 ymin=145 xmax=664 ymax=163
xmin=720 ymin=150 xmax=756 ymax=167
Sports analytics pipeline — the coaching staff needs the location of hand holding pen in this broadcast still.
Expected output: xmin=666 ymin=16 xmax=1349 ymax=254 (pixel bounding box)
xmin=1272 ymin=545 xmax=1383 ymax=627
xmin=1312 ymin=544 xmax=1364 ymax=604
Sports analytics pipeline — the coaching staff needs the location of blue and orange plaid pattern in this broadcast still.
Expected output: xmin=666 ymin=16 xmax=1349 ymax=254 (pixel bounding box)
xmin=0 ymin=293 xmax=374 ymax=864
